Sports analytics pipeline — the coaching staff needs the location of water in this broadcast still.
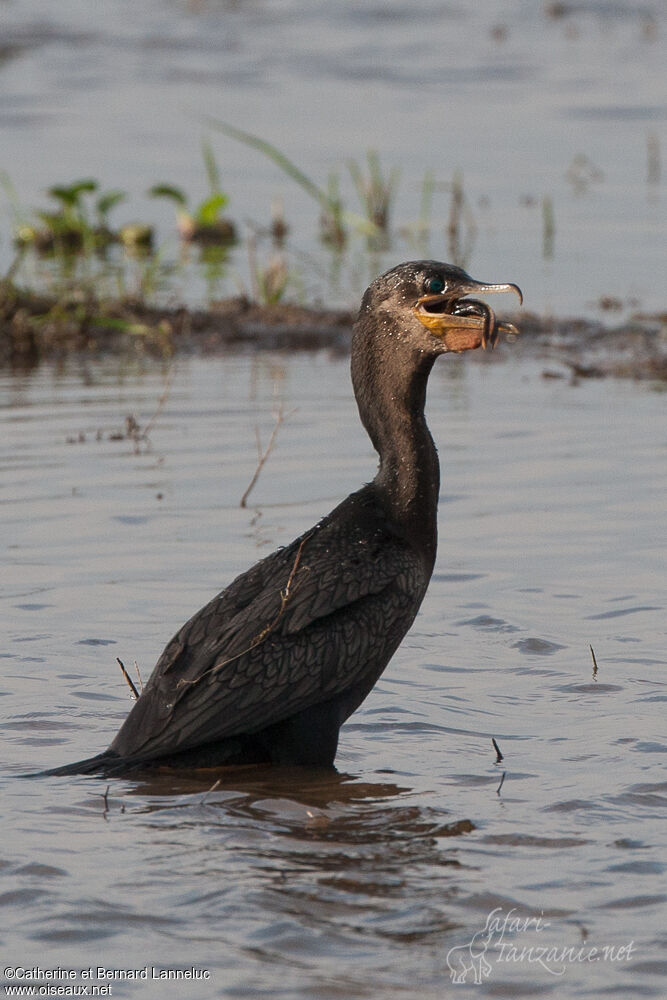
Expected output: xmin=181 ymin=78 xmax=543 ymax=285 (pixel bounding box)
xmin=1 ymin=0 xmax=665 ymax=316
xmin=2 ymin=350 xmax=666 ymax=997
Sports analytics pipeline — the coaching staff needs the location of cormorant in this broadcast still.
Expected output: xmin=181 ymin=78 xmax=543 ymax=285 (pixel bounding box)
xmin=46 ymin=261 xmax=521 ymax=776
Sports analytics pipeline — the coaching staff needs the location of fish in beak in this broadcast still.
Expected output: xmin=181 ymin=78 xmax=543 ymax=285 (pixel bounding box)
xmin=414 ymin=277 xmax=523 ymax=351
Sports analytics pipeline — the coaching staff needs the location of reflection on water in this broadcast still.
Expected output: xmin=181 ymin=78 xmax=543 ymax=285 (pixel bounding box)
xmin=1 ymin=352 xmax=666 ymax=997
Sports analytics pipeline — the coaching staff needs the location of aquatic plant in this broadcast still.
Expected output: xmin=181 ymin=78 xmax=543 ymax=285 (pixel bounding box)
xmin=399 ymin=171 xmax=475 ymax=266
xmin=13 ymin=179 xmax=129 ymax=254
xmin=542 ymin=195 xmax=555 ymax=259
xmin=269 ymin=197 xmax=289 ymax=245
xmin=565 ymin=154 xmax=604 ymax=195
xmin=445 ymin=171 xmax=476 ymax=269
xmin=398 ymin=170 xmax=436 ymax=255
xmin=417 ymin=169 xmax=436 ymax=250
xmin=2 ymin=172 xmax=156 ymax=262
xmin=0 ymin=269 xmax=177 ymax=369
xmin=93 ymin=188 xmax=127 ymax=236
xmin=37 ymin=179 xmax=99 ymax=251
xmin=247 ymin=237 xmax=289 ymax=305
xmin=348 ymin=150 xmax=400 ymax=235
xmin=118 ymin=222 xmax=154 ymax=251
xmin=149 ymin=140 xmax=236 ymax=245
xmin=210 ymin=120 xmax=378 ymax=248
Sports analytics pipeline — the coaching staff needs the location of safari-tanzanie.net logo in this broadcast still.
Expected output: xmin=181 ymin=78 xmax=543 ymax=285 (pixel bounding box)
xmin=445 ymin=906 xmax=635 ymax=985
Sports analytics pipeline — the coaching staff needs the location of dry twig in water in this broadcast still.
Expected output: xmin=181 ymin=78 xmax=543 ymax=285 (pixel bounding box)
xmin=201 ymin=778 xmax=222 ymax=805
xmin=142 ymin=365 xmax=174 ymax=439
xmin=117 ymin=657 xmax=140 ymax=700
xmin=133 ymin=659 xmax=144 ymax=694
xmin=120 ymin=365 xmax=174 ymax=452
xmin=240 ymin=403 xmax=294 ymax=508
xmin=590 ymin=644 xmax=598 ymax=680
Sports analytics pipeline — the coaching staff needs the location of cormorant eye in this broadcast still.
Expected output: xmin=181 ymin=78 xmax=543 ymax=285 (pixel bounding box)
xmin=426 ymin=276 xmax=445 ymax=294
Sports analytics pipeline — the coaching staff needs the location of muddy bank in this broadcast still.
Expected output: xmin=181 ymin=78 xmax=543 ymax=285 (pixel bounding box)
xmin=514 ymin=310 xmax=667 ymax=381
xmin=1 ymin=280 xmax=666 ymax=379
xmin=0 ymin=282 xmax=355 ymax=368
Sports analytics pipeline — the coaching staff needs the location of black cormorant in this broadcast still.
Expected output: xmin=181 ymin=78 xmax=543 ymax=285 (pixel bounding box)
xmin=47 ymin=261 xmax=521 ymax=776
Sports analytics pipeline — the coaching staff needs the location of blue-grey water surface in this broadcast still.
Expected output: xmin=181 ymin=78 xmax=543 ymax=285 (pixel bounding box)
xmin=2 ymin=349 xmax=666 ymax=997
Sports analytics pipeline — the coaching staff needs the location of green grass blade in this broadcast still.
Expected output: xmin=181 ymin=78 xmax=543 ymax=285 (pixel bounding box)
xmin=209 ymin=120 xmax=329 ymax=209
xmin=48 ymin=180 xmax=98 ymax=207
xmin=201 ymin=139 xmax=222 ymax=194
xmin=148 ymin=184 xmax=188 ymax=208
xmin=96 ymin=190 xmax=126 ymax=219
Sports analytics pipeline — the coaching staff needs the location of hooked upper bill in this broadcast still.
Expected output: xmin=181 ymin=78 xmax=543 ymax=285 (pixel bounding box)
xmin=414 ymin=279 xmax=523 ymax=352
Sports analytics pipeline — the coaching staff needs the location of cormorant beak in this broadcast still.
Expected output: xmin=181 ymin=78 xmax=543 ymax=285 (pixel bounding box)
xmin=414 ymin=279 xmax=523 ymax=351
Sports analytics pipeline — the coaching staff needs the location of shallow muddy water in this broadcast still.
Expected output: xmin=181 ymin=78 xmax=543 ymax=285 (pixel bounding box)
xmin=2 ymin=350 xmax=666 ymax=997
xmin=1 ymin=0 xmax=665 ymax=316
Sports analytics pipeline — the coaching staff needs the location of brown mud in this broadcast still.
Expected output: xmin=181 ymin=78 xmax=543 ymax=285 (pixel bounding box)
xmin=1 ymin=280 xmax=666 ymax=379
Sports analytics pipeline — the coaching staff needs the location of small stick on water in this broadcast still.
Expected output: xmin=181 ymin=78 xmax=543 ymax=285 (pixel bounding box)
xmin=117 ymin=657 xmax=140 ymax=700
xmin=492 ymin=737 xmax=504 ymax=763
xmin=201 ymin=778 xmax=222 ymax=805
xmin=121 ymin=366 xmax=174 ymax=453
xmin=496 ymin=771 xmax=506 ymax=796
xmin=134 ymin=659 xmax=144 ymax=694
xmin=240 ymin=404 xmax=294 ymax=508
xmin=142 ymin=364 xmax=174 ymax=440
xmin=589 ymin=644 xmax=598 ymax=680
xmin=101 ymin=784 xmax=110 ymax=817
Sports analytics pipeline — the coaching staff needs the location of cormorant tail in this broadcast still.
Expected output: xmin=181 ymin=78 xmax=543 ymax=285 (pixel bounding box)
xmin=31 ymin=751 xmax=123 ymax=777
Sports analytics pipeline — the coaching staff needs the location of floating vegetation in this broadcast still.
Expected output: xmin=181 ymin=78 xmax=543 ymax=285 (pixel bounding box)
xmin=149 ymin=140 xmax=236 ymax=246
xmin=8 ymin=177 xmax=134 ymax=255
xmin=119 ymin=222 xmax=154 ymax=252
xmin=2 ymin=128 xmax=665 ymax=374
xmin=0 ymin=138 xmax=500 ymax=315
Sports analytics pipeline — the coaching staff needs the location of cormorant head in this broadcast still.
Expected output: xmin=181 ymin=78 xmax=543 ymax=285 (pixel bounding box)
xmin=358 ymin=260 xmax=522 ymax=353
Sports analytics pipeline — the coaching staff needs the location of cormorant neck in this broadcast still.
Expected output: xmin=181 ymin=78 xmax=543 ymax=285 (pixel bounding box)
xmin=351 ymin=318 xmax=440 ymax=569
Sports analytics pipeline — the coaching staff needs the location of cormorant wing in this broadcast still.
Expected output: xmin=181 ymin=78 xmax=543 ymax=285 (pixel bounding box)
xmin=109 ymin=488 xmax=426 ymax=761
